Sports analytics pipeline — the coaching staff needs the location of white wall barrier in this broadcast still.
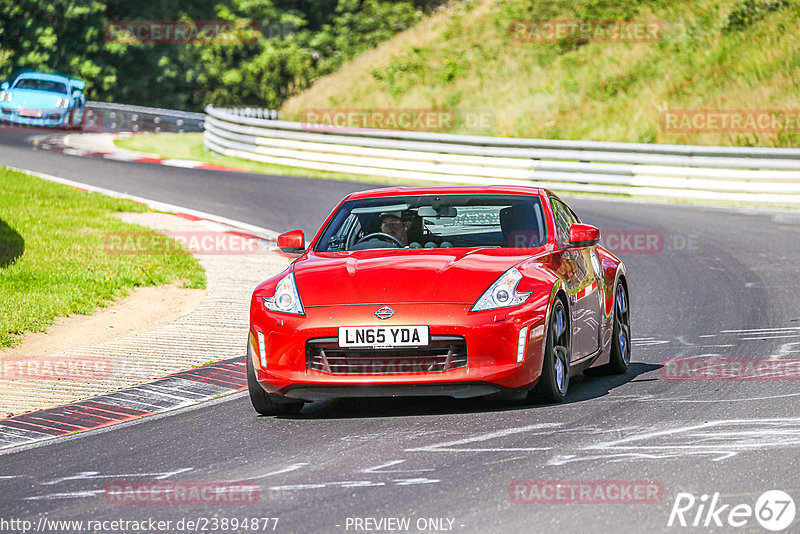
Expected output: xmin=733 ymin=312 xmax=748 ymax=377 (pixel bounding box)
xmin=204 ymin=105 xmax=800 ymax=204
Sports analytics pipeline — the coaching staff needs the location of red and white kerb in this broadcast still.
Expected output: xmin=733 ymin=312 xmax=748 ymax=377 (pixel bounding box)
xmin=574 ymin=280 xmax=598 ymax=302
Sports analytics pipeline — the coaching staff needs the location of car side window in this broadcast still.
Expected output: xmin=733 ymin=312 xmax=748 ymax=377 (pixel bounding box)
xmin=323 ymin=213 xmax=361 ymax=251
xmin=550 ymin=198 xmax=576 ymax=247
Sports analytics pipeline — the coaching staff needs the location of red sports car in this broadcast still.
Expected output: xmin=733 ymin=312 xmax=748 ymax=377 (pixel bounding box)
xmin=247 ymin=186 xmax=630 ymax=415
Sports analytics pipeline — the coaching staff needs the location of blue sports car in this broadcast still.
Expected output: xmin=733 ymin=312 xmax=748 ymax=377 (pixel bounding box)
xmin=0 ymin=72 xmax=86 ymax=129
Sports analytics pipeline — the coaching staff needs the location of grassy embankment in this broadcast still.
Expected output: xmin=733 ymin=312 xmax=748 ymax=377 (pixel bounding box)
xmin=283 ymin=0 xmax=800 ymax=147
xmin=114 ymin=132 xmax=430 ymax=186
xmin=0 ymin=167 xmax=205 ymax=349
xmin=118 ymin=0 xmax=800 ymax=205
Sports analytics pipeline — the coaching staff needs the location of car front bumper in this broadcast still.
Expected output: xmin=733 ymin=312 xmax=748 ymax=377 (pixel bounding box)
xmin=249 ymin=300 xmax=550 ymax=400
xmin=0 ymin=108 xmax=69 ymax=128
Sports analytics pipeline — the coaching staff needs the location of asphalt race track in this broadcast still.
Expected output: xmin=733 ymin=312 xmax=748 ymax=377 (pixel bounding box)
xmin=3 ymin=129 xmax=800 ymax=533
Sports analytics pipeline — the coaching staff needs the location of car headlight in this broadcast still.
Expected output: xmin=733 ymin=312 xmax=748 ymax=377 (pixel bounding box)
xmin=263 ymin=272 xmax=305 ymax=315
xmin=55 ymin=98 xmax=69 ymax=108
xmin=470 ymin=267 xmax=532 ymax=312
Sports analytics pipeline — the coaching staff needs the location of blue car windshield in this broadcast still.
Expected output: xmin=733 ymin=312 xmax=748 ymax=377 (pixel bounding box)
xmin=13 ymin=79 xmax=68 ymax=94
xmin=315 ymin=194 xmax=547 ymax=252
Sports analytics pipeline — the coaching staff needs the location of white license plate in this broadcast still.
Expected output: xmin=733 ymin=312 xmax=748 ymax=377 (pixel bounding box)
xmin=19 ymin=109 xmax=42 ymax=118
xmin=338 ymin=326 xmax=429 ymax=348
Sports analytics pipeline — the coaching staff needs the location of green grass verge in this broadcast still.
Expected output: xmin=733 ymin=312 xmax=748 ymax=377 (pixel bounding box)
xmin=114 ymin=132 xmax=443 ymax=187
xmin=0 ymin=167 xmax=206 ymax=349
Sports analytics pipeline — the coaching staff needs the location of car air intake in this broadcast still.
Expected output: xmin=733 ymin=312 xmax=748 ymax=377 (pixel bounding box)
xmin=306 ymin=336 xmax=467 ymax=374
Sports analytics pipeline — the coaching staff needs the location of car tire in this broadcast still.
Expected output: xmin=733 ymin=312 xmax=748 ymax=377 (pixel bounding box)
xmin=606 ymin=282 xmax=631 ymax=374
xmin=246 ymin=342 xmax=304 ymax=416
xmin=585 ymin=281 xmax=631 ymax=376
xmin=530 ymin=297 xmax=571 ymax=403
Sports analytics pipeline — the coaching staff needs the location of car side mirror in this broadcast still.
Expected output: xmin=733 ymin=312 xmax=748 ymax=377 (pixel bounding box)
xmin=568 ymin=223 xmax=600 ymax=248
xmin=72 ymin=90 xmax=82 ymax=100
xmin=277 ymin=229 xmax=305 ymax=254
xmin=0 ymin=82 xmax=8 ymax=91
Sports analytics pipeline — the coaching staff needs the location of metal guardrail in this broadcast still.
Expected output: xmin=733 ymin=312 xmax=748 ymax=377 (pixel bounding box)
xmin=86 ymin=101 xmax=204 ymax=133
xmin=214 ymin=107 xmax=282 ymax=120
xmin=203 ymin=105 xmax=800 ymax=204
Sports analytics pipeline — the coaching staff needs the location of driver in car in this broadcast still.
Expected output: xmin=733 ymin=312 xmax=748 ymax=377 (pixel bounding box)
xmin=379 ymin=213 xmax=412 ymax=246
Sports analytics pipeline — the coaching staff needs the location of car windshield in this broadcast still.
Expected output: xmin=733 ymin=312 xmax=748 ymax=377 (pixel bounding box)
xmin=315 ymin=194 xmax=547 ymax=252
xmin=13 ymin=78 xmax=68 ymax=94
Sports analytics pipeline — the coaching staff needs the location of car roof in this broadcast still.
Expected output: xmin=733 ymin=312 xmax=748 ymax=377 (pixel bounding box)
xmin=345 ymin=185 xmax=551 ymax=201
xmin=15 ymin=72 xmax=71 ymax=83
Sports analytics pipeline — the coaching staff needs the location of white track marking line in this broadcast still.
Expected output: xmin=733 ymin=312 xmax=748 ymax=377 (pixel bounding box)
xmin=393 ymin=478 xmax=440 ymax=485
xmin=25 ymin=490 xmax=105 ymax=501
xmin=739 ymin=335 xmax=800 ymax=341
xmin=586 ymin=418 xmax=800 ymax=449
xmin=160 ymin=159 xmax=204 ymax=168
xmin=608 ymin=392 xmax=800 ymax=403
xmin=240 ymin=463 xmax=309 ymax=482
xmin=4 ymin=166 xmax=279 ymax=240
xmin=269 ymin=481 xmax=385 ymax=491
xmin=482 ymin=456 xmax=527 ymax=466
xmin=360 ymin=460 xmax=434 ymax=473
xmin=39 ymin=468 xmax=193 ymax=485
xmin=722 ymin=327 xmax=800 ymax=334
xmin=405 ymin=423 xmax=560 ymax=453
xmin=549 ymin=418 xmax=800 ymax=465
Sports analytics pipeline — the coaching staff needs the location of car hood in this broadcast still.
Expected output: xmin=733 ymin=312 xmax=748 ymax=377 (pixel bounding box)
xmin=4 ymin=89 xmax=65 ymax=109
xmin=294 ymin=249 xmax=543 ymax=306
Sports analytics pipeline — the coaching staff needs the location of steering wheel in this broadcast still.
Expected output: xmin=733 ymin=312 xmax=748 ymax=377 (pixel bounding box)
xmin=356 ymin=232 xmax=404 ymax=247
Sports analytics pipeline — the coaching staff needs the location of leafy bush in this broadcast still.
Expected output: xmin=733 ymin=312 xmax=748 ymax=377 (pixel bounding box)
xmin=723 ymin=0 xmax=789 ymax=31
xmin=0 ymin=0 xmax=434 ymax=110
xmin=371 ymin=47 xmax=428 ymax=97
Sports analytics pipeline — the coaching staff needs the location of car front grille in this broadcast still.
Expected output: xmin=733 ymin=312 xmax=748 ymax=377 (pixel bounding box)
xmin=306 ymin=336 xmax=467 ymax=374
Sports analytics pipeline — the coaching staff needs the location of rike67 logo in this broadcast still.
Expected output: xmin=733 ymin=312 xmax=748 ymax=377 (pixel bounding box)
xmin=668 ymin=490 xmax=796 ymax=531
